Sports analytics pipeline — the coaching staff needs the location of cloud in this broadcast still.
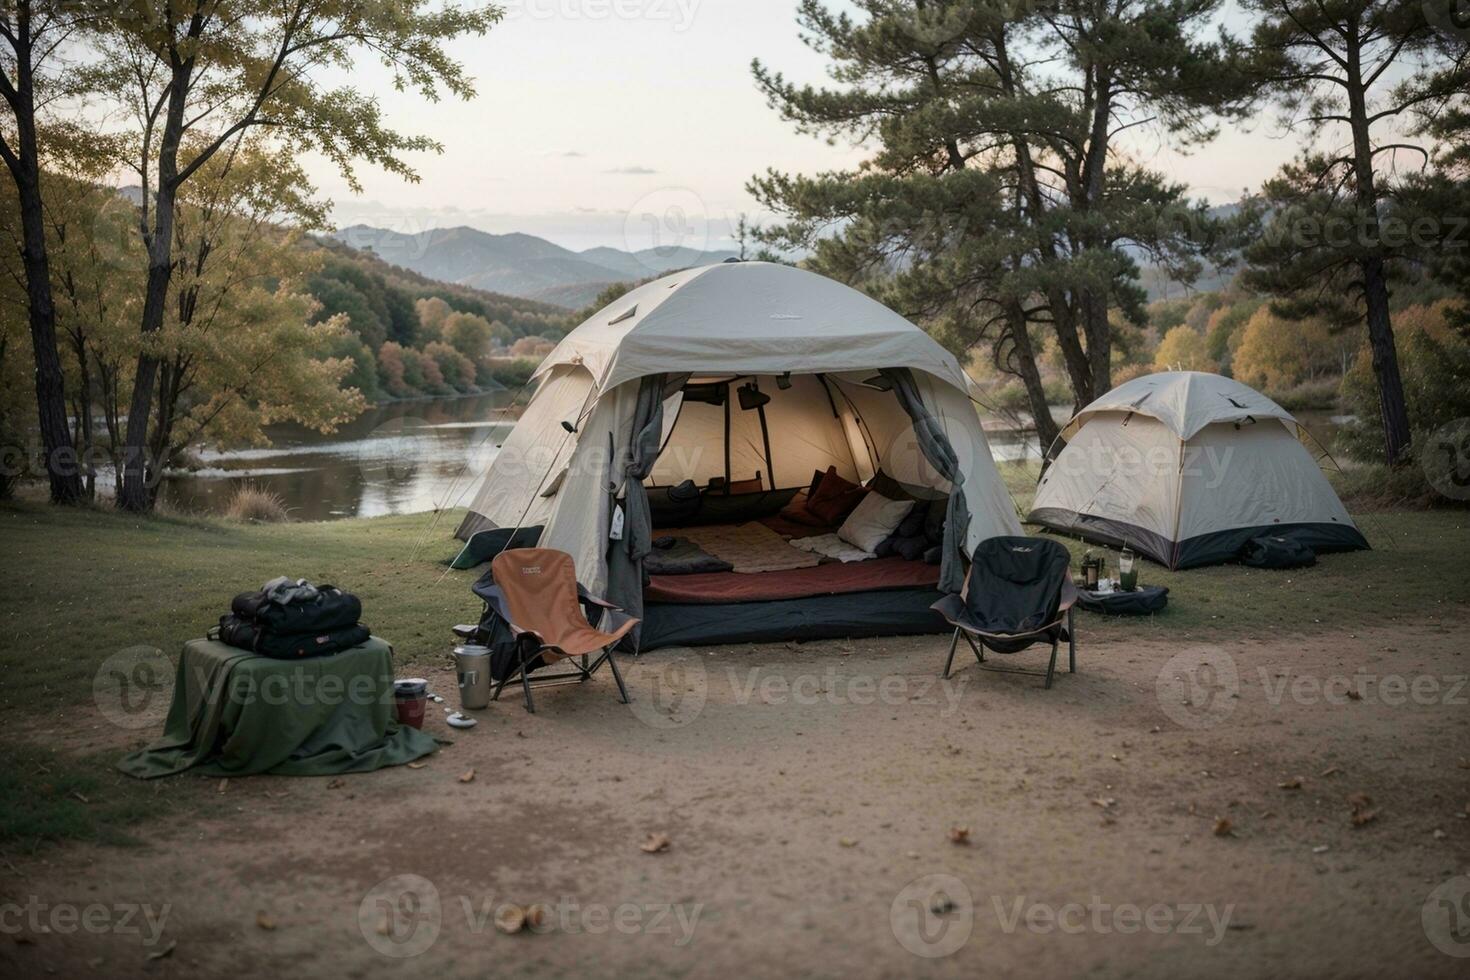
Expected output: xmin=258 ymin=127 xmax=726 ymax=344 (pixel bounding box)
xmin=603 ymin=165 xmax=659 ymax=175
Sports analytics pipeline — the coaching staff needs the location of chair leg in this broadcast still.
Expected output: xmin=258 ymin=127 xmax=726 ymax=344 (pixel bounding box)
xmin=1067 ymin=607 xmax=1077 ymax=674
xmin=491 ymin=667 xmax=512 ymax=703
xmin=605 ymin=648 xmax=631 ymax=704
xmin=580 ymin=653 xmax=589 ymax=682
xmin=960 ymin=631 xmax=984 ymax=664
xmin=1044 ymin=638 xmax=1059 ymax=689
xmin=519 ymin=648 xmax=537 ymax=714
xmin=943 ymin=629 xmax=960 ymax=679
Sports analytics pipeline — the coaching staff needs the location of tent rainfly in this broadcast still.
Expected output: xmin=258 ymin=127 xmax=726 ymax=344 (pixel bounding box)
xmin=1028 ymin=371 xmax=1369 ymax=569
xmin=454 ymin=261 xmax=1022 ymax=649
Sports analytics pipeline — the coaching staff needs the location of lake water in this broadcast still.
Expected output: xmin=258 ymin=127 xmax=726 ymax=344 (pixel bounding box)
xmin=161 ymin=392 xmax=518 ymax=521
xmin=162 ymin=397 xmax=1348 ymax=521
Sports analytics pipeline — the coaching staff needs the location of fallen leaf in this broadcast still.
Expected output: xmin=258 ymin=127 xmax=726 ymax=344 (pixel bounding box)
xmin=837 ymin=836 xmax=858 ymax=848
xmin=407 ymin=762 xmax=427 ymax=770
xmin=458 ymin=769 xmax=475 ymax=783
xmin=1279 ymin=777 xmax=1304 ymax=790
xmin=71 ymin=790 xmax=90 ymax=804
xmin=1345 ymin=690 xmax=1362 ymax=701
xmin=146 ymin=940 xmax=176 ymax=961
xmin=495 ymin=905 xmax=526 ymax=934
xmin=1090 ymin=797 xmax=1116 ymax=809
xmin=640 ymin=832 xmax=671 ymax=854
xmin=217 ymin=779 xmax=229 ymax=794
xmin=255 ymin=912 xmax=276 ymax=931
xmin=1346 ymin=792 xmax=1378 ymax=827
xmin=1213 ymin=817 xmax=1234 ymax=837
xmin=948 ymin=826 xmax=971 ymax=845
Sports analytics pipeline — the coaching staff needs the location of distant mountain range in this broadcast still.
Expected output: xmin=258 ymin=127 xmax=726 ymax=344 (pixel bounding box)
xmin=332 ymin=224 xmax=738 ymax=309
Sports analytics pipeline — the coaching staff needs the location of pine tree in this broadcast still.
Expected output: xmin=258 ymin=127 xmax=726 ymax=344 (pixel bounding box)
xmin=752 ymin=0 xmax=1250 ymax=447
xmin=1239 ymin=0 xmax=1457 ymax=465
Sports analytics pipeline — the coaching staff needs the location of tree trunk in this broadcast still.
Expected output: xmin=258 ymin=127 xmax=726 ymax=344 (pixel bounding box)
xmin=1004 ymin=303 xmax=1062 ymax=453
xmin=1082 ymin=295 xmax=1112 ymax=397
xmin=117 ymin=255 xmax=172 ymax=511
xmin=1345 ymin=30 xmax=1412 ymax=466
xmin=67 ymin=327 xmax=96 ymax=500
xmin=118 ymin=66 xmax=189 ymax=512
xmin=3 ymin=6 xmax=84 ymax=504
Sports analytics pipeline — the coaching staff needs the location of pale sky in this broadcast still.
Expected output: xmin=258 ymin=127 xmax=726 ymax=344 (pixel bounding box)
xmin=312 ymin=0 xmax=1301 ymax=253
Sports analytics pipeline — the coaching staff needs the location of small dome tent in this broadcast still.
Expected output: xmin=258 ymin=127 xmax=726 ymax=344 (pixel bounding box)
xmin=1028 ymin=371 xmax=1368 ymax=569
xmin=454 ymin=261 xmax=1022 ymax=648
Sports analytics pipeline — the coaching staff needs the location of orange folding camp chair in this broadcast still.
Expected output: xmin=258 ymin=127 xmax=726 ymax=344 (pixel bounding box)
xmin=477 ymin=548 xmax=636 ymax=713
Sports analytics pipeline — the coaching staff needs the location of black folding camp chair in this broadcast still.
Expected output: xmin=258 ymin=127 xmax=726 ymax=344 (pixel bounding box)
xmin=931 ymin=536 xmax=1079 ymax=688
xmin=468 ymin=548 xmax=636 ymax=713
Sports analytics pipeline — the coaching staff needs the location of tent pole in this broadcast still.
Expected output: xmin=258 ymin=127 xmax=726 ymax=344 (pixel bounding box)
xmin=722 ymin=384 xmax=731 ymax=489
xmin=755 ymin=399 xmax=774 ymax=490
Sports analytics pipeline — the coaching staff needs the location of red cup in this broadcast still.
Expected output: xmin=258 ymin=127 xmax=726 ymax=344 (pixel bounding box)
xmin=393 ymin=678 xmax=428 ymax=730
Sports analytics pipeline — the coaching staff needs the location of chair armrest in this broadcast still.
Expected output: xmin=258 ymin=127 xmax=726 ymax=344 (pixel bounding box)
xmin=576 ymin=584 xmax=622 ymax=611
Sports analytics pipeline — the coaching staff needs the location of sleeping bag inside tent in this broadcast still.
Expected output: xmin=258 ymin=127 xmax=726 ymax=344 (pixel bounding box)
xmin=453 ymin=261 xmax=1022 ymax=649
xmin=1027 ymin=371 xmax=1368 ymax=569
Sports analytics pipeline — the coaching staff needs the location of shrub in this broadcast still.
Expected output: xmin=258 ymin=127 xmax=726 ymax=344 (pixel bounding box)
xmin=424 ymin=340 xmax=477 ymax=391
xmin=1337 ymin=301 xmax=1470 ymax=467
xmin=1329 ymin=463 xmax=1449 ymax=511
xmin=377 ymin=341 xmax=414 ymax=398
xmin=225 ymin=484 xmax=289 ymax=523
xmin=1233 ymin=308 xmax=1343 ymax=394
xmin=1153 ymin=325 xmax=1213 ymax=372
xmin=486 ymin=357 xmax=539 ymax=390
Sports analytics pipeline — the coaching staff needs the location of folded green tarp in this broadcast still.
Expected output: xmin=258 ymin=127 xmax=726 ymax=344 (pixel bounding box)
xmin=118 ymin=636 xmax=439 ymax=779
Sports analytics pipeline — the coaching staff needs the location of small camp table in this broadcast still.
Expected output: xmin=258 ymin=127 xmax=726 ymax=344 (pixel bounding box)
xmin=118 ymin=636 xmax=438 ymax=779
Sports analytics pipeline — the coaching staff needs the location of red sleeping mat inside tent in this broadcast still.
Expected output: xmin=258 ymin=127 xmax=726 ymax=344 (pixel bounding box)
xmin=645 ymin=557 xmax=941 ymax=605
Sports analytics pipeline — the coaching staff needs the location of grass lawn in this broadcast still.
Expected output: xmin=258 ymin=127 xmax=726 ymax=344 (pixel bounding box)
xmin=3 ymin=466 xmax=1467 ymax=712
xmin=2 ymin=470 xmax=1466 ymax=852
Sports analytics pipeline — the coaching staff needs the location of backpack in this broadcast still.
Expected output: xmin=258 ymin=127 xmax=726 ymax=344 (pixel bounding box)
xmin=213 ymin=615 xmax=371 ymax=660
xmin=1240 ymin=534 xmax=1318 ymax=569
xmin=230 ymin=585 xmax=362 ymax=635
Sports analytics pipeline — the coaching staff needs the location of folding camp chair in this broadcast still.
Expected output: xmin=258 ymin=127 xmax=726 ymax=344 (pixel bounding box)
xmin=931 ymin=536 xmax=1078 ymax=689
xmin=472 ymin=548 xmax=637 ymax=713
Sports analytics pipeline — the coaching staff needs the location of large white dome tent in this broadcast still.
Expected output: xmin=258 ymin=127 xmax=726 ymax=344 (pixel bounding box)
xmin=1028 ymin=371 xmax=1369 ymax=569
xmin=453 ymin=260 xmax=1022 ymax=648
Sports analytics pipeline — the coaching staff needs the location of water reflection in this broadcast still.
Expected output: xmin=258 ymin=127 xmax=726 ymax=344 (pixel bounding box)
xmin=160 ymin=392 xmax=516 ymax=521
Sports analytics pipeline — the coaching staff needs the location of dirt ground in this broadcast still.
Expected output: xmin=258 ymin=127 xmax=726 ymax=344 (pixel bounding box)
xmin=3 ymin=616 xmax=1469 ymax=979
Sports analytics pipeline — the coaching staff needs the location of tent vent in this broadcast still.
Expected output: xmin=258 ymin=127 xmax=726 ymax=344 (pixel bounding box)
xmin=608 ymin=305 xmax=637 ymax=325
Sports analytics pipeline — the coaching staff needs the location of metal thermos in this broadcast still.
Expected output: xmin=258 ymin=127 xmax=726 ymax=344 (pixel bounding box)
xmin=454 ymin=644 xmax=492 ymax=710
